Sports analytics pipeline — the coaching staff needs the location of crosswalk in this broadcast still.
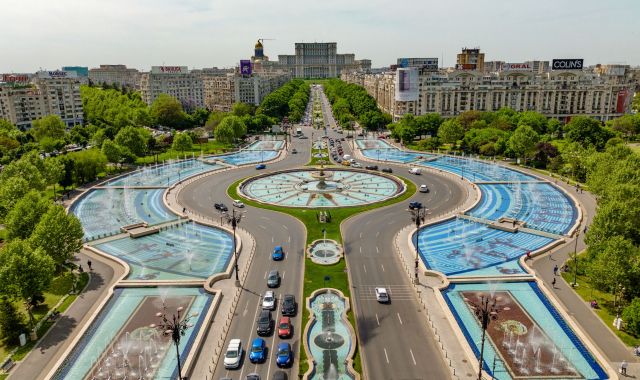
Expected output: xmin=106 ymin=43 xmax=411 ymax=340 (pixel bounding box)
xmin=357 ymin=285 xmax=417 ymax=301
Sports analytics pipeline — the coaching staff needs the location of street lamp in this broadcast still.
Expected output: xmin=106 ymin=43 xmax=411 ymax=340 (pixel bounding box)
xmin=572 ymin=230 xmax=580 ymax=287
xmin=225 ymin=208 xmax=244 ymax=286
xmin=408 ymin=205 xmax=427 ymax=283
xmin=463 ymin=294 xmax=508 ymax=380
xmin=150 ymin=305 xmax=198 ymax=380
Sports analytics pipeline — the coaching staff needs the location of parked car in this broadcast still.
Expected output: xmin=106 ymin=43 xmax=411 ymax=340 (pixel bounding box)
xmin=267 ymin=270 xmax=281 ymax=288
xmin=249 ymin=338 xmax=267 ymax=363
xmin=281 ymin=294 xmax=297 ymax=316
xmin=256 ymin=310 xmax=273 ymax=335
xmin=272 ymin=246 xmax=284 ymax=261
xmin=381 ymin=167 xmax=393 ymax=173
xmin=262 ymin=290 xmax=276 ymax=310
xmin=256 ymin=163 xmax=267 ymax=170
xmin=365 ymin=165 xmax=378 ymax=170
xmin=351 ymin=162 xmax=362 ymax=168
xmin=291 ymin=148 xmax=297 ymax=154
xmin=409 ymin=167 xmax=421 ymax=175
xmin=272 ymin=371 xmax=288 ymax=380
xmin=278 ymin=316 xmax=292 ymax=338
xmin=246 ymin=373 xmax=261 ymax=380
xmin=419 ymin=185 xmax=429 ymax=193
xmin=408 ymin=201 xmax=423 ymax=210
xmin=275 ymin=343 xmax=293 ymax=367
xmin=233 ymin=200 xmax=245 ymax=208
xmin=375 ymin=287 xmax=390 ymax=303
xmin=214 ymin=203 xmax=228 ymax=212
xmin=223 ymin=339 xmax=242 ymax=369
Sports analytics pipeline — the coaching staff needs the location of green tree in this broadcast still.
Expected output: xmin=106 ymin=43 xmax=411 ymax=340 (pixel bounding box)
xmin=69 ymin=149 xmax=107 ymax=184
xmin=517 ymin=111 xmax=548 ymax=134
xmin=217 ymin=116 xmax=246 ymax=141
xmin=214 ymin=120 xmax=236 ymax=144
xmin=0 ymin=240 xmax=55 ymax=329
xmin=31 ymin=115 xmax=66 ymax=142
xmin=0 ymin=296 xmax=26 ymax=345
xmin=114 ymin=126 xmax=149 ymax=156
xmin=564 ymin=116 xmax=614 ymax=150
xmin=4 ymin=191 xmax=50 ymax=240
xmin=437 ymin=119 xmax=464 ymax=147
xmin=586 ymin=236 xmax=639 ymax=294
xmin=508 ymin=124 xmax=540 ymax=164
xmin=205 ymin=111 xmax=227 ymax=134
xmin=102 ymin=139 xmax=123 ymax=166
xmin=44 ymin=157 xmax=65 ymax=200
xmin=172 ymin=132 xmax=193 ymax=153
xmin=150 ymin=94 xmax=187 ymax=128
xmin=0 ymin=177 xmax=30 ymax=222
xmin=231 ymin=102 xmax=255 ymax=117
xmin=415 ymin=113 xmax=443 ymax=137
xmin=30 ymin=205 xmax=84 ymax=265
xmin=608 ymin=115 xmax=640 ymax=141
xmin=622 ymin=298 xmax=640 ymax=336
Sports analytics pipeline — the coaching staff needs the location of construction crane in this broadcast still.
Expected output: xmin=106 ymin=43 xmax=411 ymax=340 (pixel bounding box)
xmin=257 ymin=38 xmax=275 ymax=45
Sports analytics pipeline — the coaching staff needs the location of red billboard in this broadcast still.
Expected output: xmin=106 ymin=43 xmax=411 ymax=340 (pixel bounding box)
xmin=456 ymin=64 xmax=477 ymax=70
xmin=2 ymin=74 xmax=30 ymax=83
xmin=616 ymin=88 xmax=632 ymax=113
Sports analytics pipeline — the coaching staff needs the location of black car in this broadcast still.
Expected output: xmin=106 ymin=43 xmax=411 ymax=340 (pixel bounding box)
xmin=381 ymin=167 xmax=393 ymax=173
xmin=214 ymin=203 xmax=228 ymax=212
xmin=272 ymin=370 xmax=288 ymax=380
xmin=365 ymin=165 xmax=378 ymax=170
xmin=409 ymin=201 xmax=423 ymax=210
xmin=256 ymin=310 xmax=273 ymax=335
xmin=281 ymin=294 xmax=297 ymax=316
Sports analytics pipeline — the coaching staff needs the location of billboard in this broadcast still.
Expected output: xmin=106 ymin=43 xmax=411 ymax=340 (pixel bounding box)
xmin=503 ymin=62 xmax=532 ymax=72
xmin=455 ymin=63 xmax=476 ymax=70
xmin=616 ymin=88 xmax=633 ymax=113
xmin=397 ymin=58 xmax=438 ymax=71
xmin=36 ymin=70 xmax=78 ymax=79
xmin=151 ymin=66 xmax=188 ymax=74
xmin=552 ymin=59 xmax=584 ymax=70
xmin=2 ymin=74 xmax=30 ymax=83
xmin=240 ymin=60 xmax=252 ymax=76
xmin=394 ymin=68 xmax=419 ymax=101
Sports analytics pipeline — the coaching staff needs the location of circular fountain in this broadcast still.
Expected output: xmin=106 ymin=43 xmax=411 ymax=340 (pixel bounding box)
xmin=308 ymin=239 xmax=343 ymax=265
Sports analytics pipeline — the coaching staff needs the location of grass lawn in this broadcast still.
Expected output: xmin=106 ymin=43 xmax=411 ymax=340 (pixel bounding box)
xmin=135 ymin=141 xmax=233 ymax=164
xmin=561 ymin=257 xmax=640 ymax=347
xmin=228 ymin=173 xmax=414 ymax=377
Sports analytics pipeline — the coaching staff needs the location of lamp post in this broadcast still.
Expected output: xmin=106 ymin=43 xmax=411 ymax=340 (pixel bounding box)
xmin=225 ymin=209 xmax=244 ymax=286
xmin=150 ymin=305 xmax=197 ymax=380
xmin=572 ymin=230 xmax=580 ymax=287
xmin=463 ymin=294 xmax=508 ymax=380
xmin=409 ymin=205 xmax=426 ymax=284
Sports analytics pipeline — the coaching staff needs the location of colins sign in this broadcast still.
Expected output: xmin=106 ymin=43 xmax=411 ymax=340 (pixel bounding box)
xmin=552 ymin=59 xmax=584 ymax=70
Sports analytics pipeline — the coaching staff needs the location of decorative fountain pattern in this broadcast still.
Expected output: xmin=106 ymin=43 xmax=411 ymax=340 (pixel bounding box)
xmin=245 ymin=140 xmax=285 ymax=151
xmin=308 ymin=239 xmax=343 ymax=265
xmin=356 ymin=139 xmax=434 ymax=163
xmin=240 ymin=168 xmax=403 ymax=208
xmin=52 ymin=287 xmax=214 ymax=380
xmin=105 ymin=160 xmax=223 ymax=187
xmin=304 ymin=289 xmax=357 ymax=380
xmin=206 ymin=150 xmax=279 ymax=166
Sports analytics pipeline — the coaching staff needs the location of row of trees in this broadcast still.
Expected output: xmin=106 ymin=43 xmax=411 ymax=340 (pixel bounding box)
xmin=323 ymin=79 xmax=391 ymax=130
xmin=256 ymin=79 xmax=310 ymax=122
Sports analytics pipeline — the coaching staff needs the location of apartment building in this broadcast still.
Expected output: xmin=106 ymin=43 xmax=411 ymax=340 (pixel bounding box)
xmin=139 ymin=66 xmax=205 ymax=110
xmin=89 ymin=64 xmax=140 ymax=88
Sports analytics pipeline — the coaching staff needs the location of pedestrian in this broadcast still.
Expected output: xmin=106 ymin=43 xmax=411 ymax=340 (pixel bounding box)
xmin=621 ymin=360 xmax=628 ymax=375
xmin=583 ymin=225 xmax=588 ymax=234
xmin=553 ymin=265 xmax=559 ymax=276
xmin=78 ymin=265 xmax=84 ymax=273
xmin=552 ymin=278 xmax=557 ymax=288
xmin=88 ymin=260 xmax=92 ymax=271
xmin=526 ymin=251 xmax=531 ymax=260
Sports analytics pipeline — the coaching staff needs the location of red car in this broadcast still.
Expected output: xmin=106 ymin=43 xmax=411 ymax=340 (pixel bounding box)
xmin=278 ymin=316 xmax=292 ymax=338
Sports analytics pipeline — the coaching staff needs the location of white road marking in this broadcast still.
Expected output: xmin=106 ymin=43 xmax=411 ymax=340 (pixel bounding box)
xmin=387 ymin=220 xmax=395 ymax=225
xmin=288 ymin=236 xmax=291 ymax=242
xmin=282 ymin=271 xmax=286 ymax=279
xmin=261 ymin=216 xmax=270 ymax=220
xmin=410 ymin=348 xmax=417 ymax=366
xmin=259 ymin=224 xmax=267 ymax=229
xmin=375 ymin=313 xmax=380 ymax=326
xmin=381 ymin=264 xmax=385 ymax=272
xmin=282 ymin=224 xmax=288 ymax=230
xmin=264 ymin=271 xmax=268 ymax=279
xmin=384 ymin=348 xmax=390 ymax=364
xmin=272 ymin=236 xmax=274 ymax=243
xmin=359 ymin=232 xmax=363 ymax=238
xmin=376 ymin=246 xmax=379 ymax=253
xmin=242 ymin=300 xmax=250 ymax=317
xmin=363 ymin=264 xmax=367 ymax=273
xmin=376 ymin=231 xmax=380 ymax=237
xmin=239 ymin=298 xmax=264 ymax=379
xmin=397 ymin=313 xmax=403 ymax=325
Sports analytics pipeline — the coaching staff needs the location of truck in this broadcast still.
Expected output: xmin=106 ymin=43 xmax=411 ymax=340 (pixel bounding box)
xmin=296 ymin=127 xmax=302 ymax=136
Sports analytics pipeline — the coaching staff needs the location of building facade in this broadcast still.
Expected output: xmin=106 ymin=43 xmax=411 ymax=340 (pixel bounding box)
xmin=89 ymin=64 xmax=141 ymax=88
xmin=456 ymin=48 xmax=485 ymax=71
xmin=343 ymin=67 xmax=635 ymax=122
xmin=277 ymin=42 xmax=370 ymax=78
xmin=139 ymin=66 xmax=205 ymax=110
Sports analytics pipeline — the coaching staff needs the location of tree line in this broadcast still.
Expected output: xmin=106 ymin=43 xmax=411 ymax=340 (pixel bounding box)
xmin=323 ymin=79 xmax=392 ymax=130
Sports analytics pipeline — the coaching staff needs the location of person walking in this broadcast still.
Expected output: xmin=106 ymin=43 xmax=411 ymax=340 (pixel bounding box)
xmin=87 ymin=260 xmax=93 ymax=271
xmin=553 ymin=264 xmax=559 ymax=276
xmin=552 ymin=278 xmax=557 ymax=288
xmin=621 ymin=360 xmax=628 ymax=375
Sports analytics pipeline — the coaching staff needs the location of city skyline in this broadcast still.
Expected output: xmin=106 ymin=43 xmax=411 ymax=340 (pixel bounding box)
xmin=1 ymin=0 xmax=639 ymax=72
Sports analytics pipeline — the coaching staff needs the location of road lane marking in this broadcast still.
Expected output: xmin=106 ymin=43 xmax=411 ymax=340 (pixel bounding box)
xmin=410 ymin=348 xmax=417 ymax=366
xmin=242 ymin=300 xmax=250 ymax=317
xmin=359 ymin=232 xmax=362 ymax=238
xmin=376 ymin=246 xmax=379 ymax=253
xmin=272 ymin=236 xmax=274 ymax=243
xmin=288 ymin=236 xmax=291 ymax=242
xmin=259 ymin=225 xmax=267 ymax=229
xmin=387 ymin=220 xmax=395 ymax=225
xmin=359 ymin=246 xmax=362 ymax=253
xmin=363 ymin=264 xmax=367 ymax=273
xmin=282 ymin=224 xmax=288 ymax=230
xmin=239 ymin=297 xmax=264 ymax=379
xmin=376 ymin=231 xmax=380 ymax=237
xmin=375 ymin=313 xmax=380 ymax=326
xmin=381 ymin=264 xmax=385 ymax=272
xmin=384 ymin=348 xmax=390 ymax=364
xmin=264 ymin=271 xmax=268 ymax=279
xmin=282 ymin=271 xmax=286 ymax=279
xmin=261 ymin=216 xmax=270 ymax=220
xmin=397 ymin=313 xmax=403 ymax=325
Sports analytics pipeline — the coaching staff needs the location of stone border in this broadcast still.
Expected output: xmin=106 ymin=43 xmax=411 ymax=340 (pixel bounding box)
xmin=237 ymin=167 xmax=407 ymax=209
xmin=301 ymin=288 xmax=360 ymax=380
xmin=307 ymin=239 xmax=343 ymax=265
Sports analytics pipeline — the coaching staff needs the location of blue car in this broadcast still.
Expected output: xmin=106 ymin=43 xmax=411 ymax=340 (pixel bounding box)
xmin=272 ymin=246 xmax=284 ymax=261
xmin=275 ymin=342 xmax=292 ymax=368
xmin=249 ymin=338 xmax=266 ymax=363
xmin=255 ymin=163 xmax=266 ymax=170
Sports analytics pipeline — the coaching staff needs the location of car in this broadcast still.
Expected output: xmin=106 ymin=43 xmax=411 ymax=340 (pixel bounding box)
xmin=256 ymin=310 xmax=273 ymax=335
xmin=249 ymin=337 xmax=267 ymax=363
xmin=246 ymin=373 xmax=261 ymax=380
xmin=419 ymin=185 xmax=429 ymax=193
xmin=291 ymin=148 xmax=297 ymax=154
xmin=281 ymin=294 xmax=297 ymax=316
xmin=233 ymin=200 xmax=245 ymax=208
xmin=223 ymin=338 xmax=242 ymax=369
xmin=267 ymin=270 xmax=281 ymax=288
xmin=278 ymin=316 xmax=292 ymax=338
xmin=375 ymin=287 xmax=390 ymax=303
xmin=408 ymin=201 xmax=423 ymax=210
xmin=256 ymin=163 xmax=267 ymax=170
xmin=351 ymin=162 xmax=362 ymax=168
xmin=272 ymin=246 xmax=284 ymax=261
xmin=409 ymin=167 xmax=421 ymax=175
xmin=298 ymin=135 xmax=308 ymax=139
xmin=381 ymin=167 xmax=393 ymax=173
xmin=275 ymin=342 xmax=293 ymax=367
xmin=214 ymin=203 xmax=228 ymax=212
xmin=342 ymin=161 xmax=350 ymax=167
xmin=365 ymin=165 xmax=378 ymax=170
xmin=262 ymin=290 xmax=276 ymax=310
xmin=271 ymin=371 xmax=288 ymax=380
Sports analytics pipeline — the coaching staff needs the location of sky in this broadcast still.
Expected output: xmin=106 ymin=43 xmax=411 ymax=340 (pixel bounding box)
xmin=1 ymin=0 xmax=639 ymax=72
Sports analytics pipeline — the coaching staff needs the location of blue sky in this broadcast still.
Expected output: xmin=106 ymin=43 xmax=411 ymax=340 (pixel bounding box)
xmin=1 ymin=0 xmax=638 ymax=72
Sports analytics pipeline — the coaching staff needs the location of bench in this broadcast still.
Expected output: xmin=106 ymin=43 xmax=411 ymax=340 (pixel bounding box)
xmin=1 ymin=358 xmax=14 ymax=372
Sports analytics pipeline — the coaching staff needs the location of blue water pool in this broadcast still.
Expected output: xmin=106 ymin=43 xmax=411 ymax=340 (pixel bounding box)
xmin=414 ymin=218 xmax=554 ymax=276
xmin=443 ymin=282 xmax=607 ymax=379
xmin=245 ymin=140 xmax=284 ymax=151
xmin=106 ymin=160 xmax=223 ymax=187
xmin=354 ymin=139 xmax=396 ymax=150
xmin=52 ymin=287 xmax=214 ymax=380
xmin=210 ymin=150 xmax=278 ymax=166
xmin=70 ymin=188 xmax=177 ymax=240
xmin=418 ymin=157 xmax=536 ymax=183
xmin=360 ymin=148 xmax=430 ymax=163
xmin=93 ymin=222 xmax=234 ymax=280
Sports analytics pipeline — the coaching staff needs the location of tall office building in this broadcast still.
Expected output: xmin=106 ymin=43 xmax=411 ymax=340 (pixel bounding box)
xmin=277 ymin=42 xmax=370 ymax=78
xmin=139 ymin=66 xmax=205 ymax=111
xmin=456 ymin=47 xmax=485 ymax=71
xmin=89 ymin=65 xmax=141 ymax=88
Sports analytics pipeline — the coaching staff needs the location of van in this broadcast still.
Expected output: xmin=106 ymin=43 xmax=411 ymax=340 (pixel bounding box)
xmin=409 ymin=167 xmax=421 ymax=175
xmin=343 ymin=154 xmax=352 ymax=161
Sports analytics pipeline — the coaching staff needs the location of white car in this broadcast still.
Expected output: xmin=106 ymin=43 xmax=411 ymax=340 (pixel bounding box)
xmin=351 ymin=162 xmax=362 ymax=168
xmin=223 ymin=338 xmax=242 ymax=369
xmin=409 ymin=167 xmax=421 ymax=175
xmin=375 ymin=287 xmax=390 ymax=303
xmin=262 ymin=290 xmax=276 ymax=310
xmin=419 ymin=185 xmax=429 ymax=193
xmin=232 ymin=200 xmax=245 ymax=208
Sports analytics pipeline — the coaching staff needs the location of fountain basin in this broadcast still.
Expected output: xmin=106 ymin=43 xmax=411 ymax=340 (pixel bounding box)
xmin=308 ymin=239 xmax=343 ymax=265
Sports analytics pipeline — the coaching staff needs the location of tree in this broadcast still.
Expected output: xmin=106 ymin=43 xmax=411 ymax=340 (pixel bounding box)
xmin=114 ymin=126 xmax=149 ymax=156
xmin=622 ymin=298 xmax=640 ymax=336
xmin=205 ymin=111 xmax=227 ymax=134
xmin=457 ymin=110 xmax=483 ymax=130
xmin=586 ymin=236 xmax=639 ymax=294
xmin=44 ymin=157 xmax=65 ymax=200
xmin=172 ymin=132 xmax=193 ymax=153
xmin=4 ymin=191 xmax=50 ymax=240
xmin=437 ymin=119 xmax=464 ymax=147
xmin=102 ymin=139 xmax=123 ymax=165
xmin=507 ymin=124 xmax=540 ymax=164
xmin=216 ymin=116 xmax=246 ymax=142
xmin=31 ymin=115 xmax=66 ymax=142
xmin=0 ymin=240 xmax=55 ymax=329
xmin=231 ymin=102 xmax=255 ymax=117
xmin=0 ymin=177 xmax=29 ymax=222
xmin=0 ymin=155 xmax=46 ymax=191
xmin=68 ymin=149 xmax=107 ymax=184
xmin=214 ymin=120 xmax=235 ymax=144
xmin=415 ymin=113 xmax=443 ymax=137
xmin=608 ymin=115 xmax=640 ymax=141
xmin=150 ymin=94 xmax=187 ymax=128
xmin=564 ymin=116 xmax=614 ymax=150
xmin=0 ymin=296 xmax=26 ymax=345
xmin=30 ymin=205 xmax=84 ymax=265
xmin=517 ymin=111 xmax=548 ymax=134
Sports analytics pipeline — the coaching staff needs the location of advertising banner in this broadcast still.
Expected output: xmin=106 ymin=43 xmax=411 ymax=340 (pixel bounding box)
xmin=1 ymin=74 xmax=30 ymax=83
xmin=503 ymin=63 xmax=532 ymax=71
xmin=36 ymin=70 xmax=77 ymax=79
xmin=394 ymin=68 xmax=419 ymax=101
xmin=616 ymin=88 xmax=632 ymax=113
xmin=552 ymin=59 xmax=584 ymax=70
xmin=151 ymin=66 xmax=188 ymax=74
xmin=240 ymin=60 xmax=252 ymax=76
xmin=455 ymin=63 xmax=476 ymax=70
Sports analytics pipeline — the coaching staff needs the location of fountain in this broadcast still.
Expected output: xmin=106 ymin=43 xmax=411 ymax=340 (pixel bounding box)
xmin=308 ymin=239 xmax=343 ymax=265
